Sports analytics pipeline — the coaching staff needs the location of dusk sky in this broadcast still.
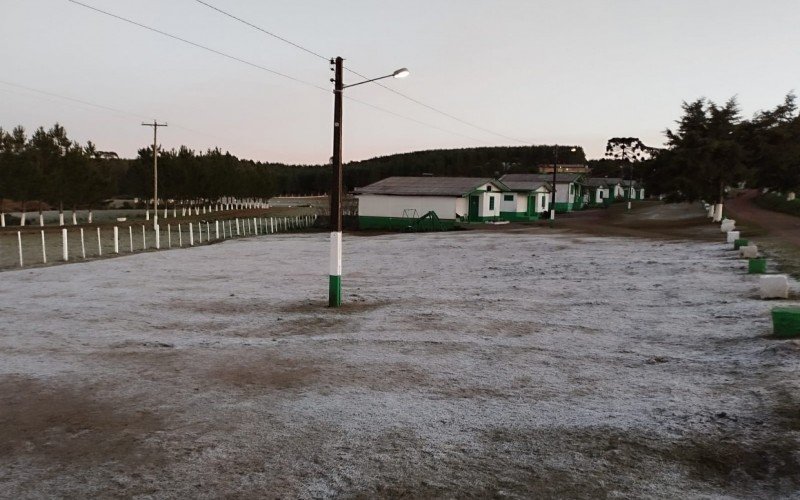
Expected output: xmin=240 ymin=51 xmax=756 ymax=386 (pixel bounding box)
xmin=2 ymin=0 xmax=799 ymax=164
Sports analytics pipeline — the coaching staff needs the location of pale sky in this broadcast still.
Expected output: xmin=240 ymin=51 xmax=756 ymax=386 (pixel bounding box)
xmin=2 ymin=0 xmax=799 ymax=164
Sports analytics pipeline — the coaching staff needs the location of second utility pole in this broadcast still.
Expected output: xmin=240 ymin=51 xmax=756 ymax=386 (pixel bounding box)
xmin=142 ymin=120 xmax=167 ymax=248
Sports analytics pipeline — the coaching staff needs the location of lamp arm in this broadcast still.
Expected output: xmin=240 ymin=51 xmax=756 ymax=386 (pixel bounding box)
xmin=342 ymin=73 xmax=394 ymax=89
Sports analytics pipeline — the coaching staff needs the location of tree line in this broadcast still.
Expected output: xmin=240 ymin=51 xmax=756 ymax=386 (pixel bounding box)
xmin=0 ymin=124 xmax=587 ymax=213
xmin=618 ymin=93 xmax=800 ymax=206
xmin=5 ymin=92 xmax=795 ymax=218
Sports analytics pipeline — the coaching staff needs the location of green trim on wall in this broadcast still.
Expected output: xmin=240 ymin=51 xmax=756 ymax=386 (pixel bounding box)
xmin=553 ymin=202 xmax=573 ymax=213
xmin=358 ymin=215 xmax=456 ymax=231
xmin=499 ymin=211 xmax=540 ymax=221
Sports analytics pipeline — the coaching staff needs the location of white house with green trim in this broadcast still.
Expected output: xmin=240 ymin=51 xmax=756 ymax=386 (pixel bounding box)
xmin=497 ymin=179 xmax=551 ymax=220
xmin=354 ymin=177 xmax=510 ymax=230
xmin=500 ymin=173 xmax=584 ymax=213
xmin=583 ymin=177 xmax=623 ymax=207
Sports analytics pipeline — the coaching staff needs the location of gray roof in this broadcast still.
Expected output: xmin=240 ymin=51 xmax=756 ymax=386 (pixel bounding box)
xmin=354 ymin=177 xmax=509 ymax=196
xmin=502 ymin=180 xmax=550 ymax=192
xmin=500 ymin=173 xmax=583 ymax=184
xmin=584 ymin=177 xmax=623 ymax=187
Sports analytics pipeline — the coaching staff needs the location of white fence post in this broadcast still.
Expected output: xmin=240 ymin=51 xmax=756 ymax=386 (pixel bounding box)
xmin=129 ymin=226 xmax=133 ymax=252
xmin=178 ymin=223 xmax=183 ymax=247
xmin=189 ymin=223 xmax=194 ymax=246
xmin=206 ymin=221 xmax=210 ymax=241
xmin=155 ymin=224 xmax=160 ymax=250
xmin=41 ymin=230 xmax=47 ymax=263
xmin=142 ymin=226 xmax=146 ymax=250
xmin=236 ymin=218 xmax=240 ymax=236
xmin=62 ymin=228 xmax=68 ymax=261
xmin=113 ymin=226 xmax=119 ymax=254
xmin=168 ymin=224 xmax=172 ymax=248
xmin=80 ymin=228 xmax=86 ymax=258
xmin=215 ymin=220 xmax=220 ymax=239
xmin=17 ymin=231 xmax=23 ymax=267
xmin=96 ymin=227 xmax=102 ymax=256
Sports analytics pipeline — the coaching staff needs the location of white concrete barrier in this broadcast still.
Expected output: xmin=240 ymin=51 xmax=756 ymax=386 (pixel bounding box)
xmin=739 ymin=245 xmax=758 ymax=259
xmin=726 ymin=230 xmax=740 ymax=244
xmin=760 ymin=275 xmax=789 ymax=299
xmin=62 ymin=228 xmax=68 ymax=261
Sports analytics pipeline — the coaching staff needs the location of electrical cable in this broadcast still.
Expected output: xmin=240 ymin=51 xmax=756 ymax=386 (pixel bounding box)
xmin=192 ymin=0 xmax=532 ymax=144
xmin=66 ymin=0 xmax=489 ymax=143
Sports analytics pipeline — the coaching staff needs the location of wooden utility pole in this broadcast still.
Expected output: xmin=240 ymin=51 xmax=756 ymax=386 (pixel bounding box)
xmin=141 ymin=120 xmax=167 ymax=231
xmin=329 ymin=57 xmax=344 ymax=307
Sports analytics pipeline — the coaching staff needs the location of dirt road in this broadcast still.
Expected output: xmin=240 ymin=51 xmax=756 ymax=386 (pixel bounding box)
xmin=726 ymin=190 xmax=800 ymax=249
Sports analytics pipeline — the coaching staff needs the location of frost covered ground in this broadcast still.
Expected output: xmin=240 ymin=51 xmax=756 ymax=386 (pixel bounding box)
xmin=1 ymin=223 xmax=799 ymax=498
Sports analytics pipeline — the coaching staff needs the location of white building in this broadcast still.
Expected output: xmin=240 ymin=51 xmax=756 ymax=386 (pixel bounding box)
xmin=354 ymin=177 xmax=510 ymax=230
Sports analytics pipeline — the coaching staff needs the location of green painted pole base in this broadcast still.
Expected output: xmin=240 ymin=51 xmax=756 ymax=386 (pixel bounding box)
xmin=771 ymin=307 xmax=800 ymax=338
xmin=748 ymin=258 xmax=767 ymax=274
xmin=734 ymin=238 xmax=749 ymax=250
xmin=328 ymin=275 xmax=342 ymax=307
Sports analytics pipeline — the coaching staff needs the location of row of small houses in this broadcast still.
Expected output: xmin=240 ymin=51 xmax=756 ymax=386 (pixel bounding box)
xmin=354 ymin=173 xmax=645 ymax=230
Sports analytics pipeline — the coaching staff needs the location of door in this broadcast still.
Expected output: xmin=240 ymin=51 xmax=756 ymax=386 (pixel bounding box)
xmin=468 ymin=195 xmax=479 ymax=221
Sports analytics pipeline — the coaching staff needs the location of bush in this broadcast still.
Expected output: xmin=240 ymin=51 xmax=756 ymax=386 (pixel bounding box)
xmin=754 ymin=193 xmax=800 ymax=217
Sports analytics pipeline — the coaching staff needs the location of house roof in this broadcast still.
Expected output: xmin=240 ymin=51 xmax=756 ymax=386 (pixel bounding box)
xmin=501 ymin=180 xmax=550 ymax=192
xmin=354 ymin=177 xmax=509 ymax=197
xmin=500 ymin=173 xmax=583 ymax=184
xmin=584 ymin=177 xmax=624 ymax=187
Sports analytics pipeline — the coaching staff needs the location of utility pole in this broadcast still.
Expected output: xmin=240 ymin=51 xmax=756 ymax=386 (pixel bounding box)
xmin=327 ymin=57 xmax=408 ymax=308
xmin=550 ymin=145 xmax=558 ymax=225
xmin=329 ymin=57 xmax=344 ymax=307
xmin=142 ymin=120 xmax=167 ymax=246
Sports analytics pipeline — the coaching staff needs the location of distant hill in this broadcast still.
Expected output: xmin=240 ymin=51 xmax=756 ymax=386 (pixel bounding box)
xmin=342 ymin=145 xmax=587 ymax=190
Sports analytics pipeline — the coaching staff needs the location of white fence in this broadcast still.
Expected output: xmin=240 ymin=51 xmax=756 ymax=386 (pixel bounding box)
xmin=0 ymin=215 xmax=316 ymax=270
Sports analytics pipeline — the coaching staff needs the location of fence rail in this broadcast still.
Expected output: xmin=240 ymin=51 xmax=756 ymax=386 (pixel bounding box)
xmin=0 ymin=215 xmax=317 ymax=270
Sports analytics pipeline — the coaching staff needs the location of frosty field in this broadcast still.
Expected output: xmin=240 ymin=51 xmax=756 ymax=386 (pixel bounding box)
xmin=1 ymin=227 xmax=799 ymax=498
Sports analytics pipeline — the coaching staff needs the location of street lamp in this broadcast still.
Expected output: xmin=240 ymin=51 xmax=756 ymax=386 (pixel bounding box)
xmin=549 ymin=146 xmax=577 ymax=225
xmin=328 ymin=57 xmax=409 ymax=307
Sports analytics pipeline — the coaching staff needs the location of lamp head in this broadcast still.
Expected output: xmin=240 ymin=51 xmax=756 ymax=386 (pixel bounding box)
xmin=392 ymin=68 xmax=410 ymax=78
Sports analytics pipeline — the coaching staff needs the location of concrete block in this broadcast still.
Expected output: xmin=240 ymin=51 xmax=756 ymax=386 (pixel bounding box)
xmin=734 ymin=238 xmax=749 ymax=250
xmin=772 ymin=307 xmax=800 ymax=338
xmin=739 ymin=245 xmax=758 ymax=258
xmin=748 ymin=258 xmax=767 ymax=274
xmin=726 ymin=230 xmax=740 ymax=243
xmin=760 ymin=275 xmax=789 ymax=299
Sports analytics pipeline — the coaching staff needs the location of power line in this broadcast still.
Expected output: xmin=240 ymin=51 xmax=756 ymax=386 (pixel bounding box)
xmin=194 ymin=0 xmax=329 ymax=62
xmin=67 ymin=0 xmax=327 ymax=92
xmin=192 ymin=0 xmax=533 ymax=144
xmin=0 ymin=80 xmax=253 ymax=149
xmin=0 ymin=79 xmax=152 ymax=121
xmin=66 ymin=0 xmax=489 ymax=144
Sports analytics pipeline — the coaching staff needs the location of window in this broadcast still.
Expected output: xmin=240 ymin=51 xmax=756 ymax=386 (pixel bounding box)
xmin=489 ymin=196 xmax=495 ymax=210
xmin=503 ymin=195 xmax=513 ymax=202
xmin=486 ymin=185 xmax=492 ymax=191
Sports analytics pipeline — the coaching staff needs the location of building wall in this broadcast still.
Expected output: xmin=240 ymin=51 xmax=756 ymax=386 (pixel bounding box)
xmin=500 ymin=193 xmax=517 ymax=213
xmin=357 ymin=195 xmax=458 ymax=220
